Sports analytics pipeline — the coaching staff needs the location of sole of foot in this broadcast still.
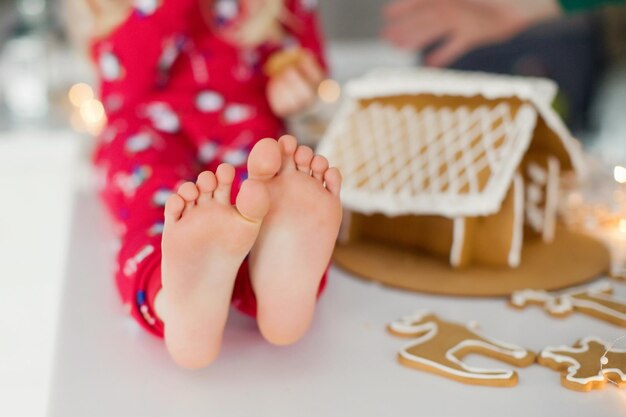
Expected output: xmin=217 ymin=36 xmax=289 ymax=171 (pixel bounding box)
xmin=248 ymin=135 xmax=342 ymax=346
xmin=160 ymin=149 xmax=279 ymax=369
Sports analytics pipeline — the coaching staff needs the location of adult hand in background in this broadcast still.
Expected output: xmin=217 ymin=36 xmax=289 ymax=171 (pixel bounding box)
xmin=382 ymin=0 xmax=563 ymax=67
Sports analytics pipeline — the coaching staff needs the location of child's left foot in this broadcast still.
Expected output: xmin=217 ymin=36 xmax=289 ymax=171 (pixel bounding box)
xmin=160 ymin=159 xmax=276 ymax=369
xmin=248 ymin=135 xmax=342 ymax=345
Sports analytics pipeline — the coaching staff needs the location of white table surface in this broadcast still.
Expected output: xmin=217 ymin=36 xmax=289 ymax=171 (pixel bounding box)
xmin=0 ymin=132 xmax=78 ymax=417
xmin=48 ymin=190 xmax=626 ymax=417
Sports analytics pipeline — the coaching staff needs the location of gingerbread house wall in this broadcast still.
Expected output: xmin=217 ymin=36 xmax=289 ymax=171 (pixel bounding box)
xmin=341 ymin=172 xmax=525 ymax=269
xmin=344 ymin=213 xmax=455 ymax=260
xmin=462 ymin=173 xmax=525 ymax=268
xmin=526 ymin=116 xmax=575 ymax=171
xmin=522 ymin=152 xmax=561 ymax=243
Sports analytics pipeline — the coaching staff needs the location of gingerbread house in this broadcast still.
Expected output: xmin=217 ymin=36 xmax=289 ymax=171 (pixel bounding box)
xmin=318 ymin=68 xmax=586 ymax=269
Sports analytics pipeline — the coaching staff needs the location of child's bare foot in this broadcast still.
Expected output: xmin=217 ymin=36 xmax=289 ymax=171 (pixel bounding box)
xmin=160 ymin=159 xmax=277 ymax=369
xmin=248 ymin=135 xmax=342 ymax=345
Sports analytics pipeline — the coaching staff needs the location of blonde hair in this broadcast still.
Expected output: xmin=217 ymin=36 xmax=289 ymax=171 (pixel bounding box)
xmin=226 ymin=0 xmax=286 ymax=47
xmin=64 ymin=0 xmax=287 ymax=48
xmin=63 ymin=0 xmax=131 ymax=44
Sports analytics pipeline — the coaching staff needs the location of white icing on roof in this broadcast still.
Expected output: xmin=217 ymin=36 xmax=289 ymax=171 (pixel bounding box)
xmin=348 ymin=67 xmax=559 ymax=103
xmin=318 ymin=68 xmax=586 ymax=218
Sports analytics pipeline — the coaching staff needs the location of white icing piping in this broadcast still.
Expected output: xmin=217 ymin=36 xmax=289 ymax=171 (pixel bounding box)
xmin=450 ymin=218 xmax=465 ymax=267
xmin=543 ymin=156 xmax=560 ymax=242
xmin=525 ymin=161 xmax=547 ymax=236
xmin=393 ymin=315 xmax=530 ymax=381
xmin=526 ymin=183 xmax=543 ymax=203
xmin=540 ymin=337 xmax=626 ymax=384
xmin=511 ymin=282 xmax=626 ymax=321
xmin=347 ymin=68 xmax=558 ymax=104
xmin=533 ymin=99 xmax=587 ymax=179
xmin=399 ymin=343 xmax=515 ymax=380
xmin=511 ymin=288 xmax=574 ymax=315
xmin=508 ymin=173 xmax=524 ymax=268
xmin=319 ymin=100 xmax=538 ymax=218
xmin=389 ymin=311 xmax=434 ymax=335
xmin=523 ymin=156 xmax=559 ymax=242
xmin=527 ymin=162 xmax=548 ymax=184
xmin=570 ymin=292 xmax=626 ymax=323
xmin=389 ymin=311 xmax=437 ymax=336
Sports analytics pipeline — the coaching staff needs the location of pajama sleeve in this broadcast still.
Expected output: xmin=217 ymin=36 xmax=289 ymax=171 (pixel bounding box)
xmin=90 ymin=0 xmax=198 ymax=118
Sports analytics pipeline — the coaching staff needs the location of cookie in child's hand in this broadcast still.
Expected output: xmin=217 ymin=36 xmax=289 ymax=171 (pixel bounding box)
xmin=263 ymin=47 xmax=306 ymax=77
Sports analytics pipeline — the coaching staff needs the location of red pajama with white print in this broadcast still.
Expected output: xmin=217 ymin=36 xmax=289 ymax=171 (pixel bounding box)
xmin=92 ymin=0 xmax=327 ymax=337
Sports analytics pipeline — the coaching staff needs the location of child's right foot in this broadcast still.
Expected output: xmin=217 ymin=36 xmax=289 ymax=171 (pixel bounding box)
xmin=160 ymin=161 xmax=276 ymax=369
xmin=248 ymin=136 xmax=342 ymax=346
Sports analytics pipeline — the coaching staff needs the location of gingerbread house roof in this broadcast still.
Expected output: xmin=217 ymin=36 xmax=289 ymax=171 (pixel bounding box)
xmin=318 ymin=68 xmax=586 ymax=218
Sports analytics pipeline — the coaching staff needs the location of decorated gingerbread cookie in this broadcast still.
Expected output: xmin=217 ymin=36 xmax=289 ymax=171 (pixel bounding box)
xmin=510 ymin=281 xmax=626 ymax=327
xmin=388 ymin=312 xmax=536 ymax=387
xmin=263 ymin=47 xmax=305 ymax=77
xmin=538 ymin=337 xmax=626 ymax=391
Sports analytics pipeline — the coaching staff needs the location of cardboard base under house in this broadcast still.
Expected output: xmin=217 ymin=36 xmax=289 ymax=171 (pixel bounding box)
xmin=333 ymin=225 xmax=610 ymax=297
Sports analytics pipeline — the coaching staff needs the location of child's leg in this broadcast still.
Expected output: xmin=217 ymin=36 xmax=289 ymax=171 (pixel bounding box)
xmin=98 ymin=129 xmax=284 ymax=368
xmin=95 ymin=124 xmax=200 ymax=338
xmin=248 ymin=135 xmax=343 ymax=345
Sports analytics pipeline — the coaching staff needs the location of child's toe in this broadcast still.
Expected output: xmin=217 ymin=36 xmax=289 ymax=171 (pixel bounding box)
xmin=323 ymin=167 xmax=342 ymax=196
xmin=164 ymin=193 xmax=186 ymax=223
xmin=295 ymin=145 xmax=314 ymax=173
xmin=278 ymin=135 xmax=298 ymax=171
xmin=236 ymin=179 xmax=270 ymax=223
xmin=177 ymin=182 xmax=199 ymax=213
xmin=311 ymin=155 xmax=329 ymax=181
xmin=214 ymin=163 xmax=235 ymax=204
xmin=196 ymin=171 xmax=217 ymax=205
xmin=247 ymin=138 xmax=281 ymax=180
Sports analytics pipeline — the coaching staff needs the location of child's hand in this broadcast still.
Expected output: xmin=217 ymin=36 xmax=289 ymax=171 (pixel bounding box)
xmin=266 ymin=51 xmax=325 ymax=118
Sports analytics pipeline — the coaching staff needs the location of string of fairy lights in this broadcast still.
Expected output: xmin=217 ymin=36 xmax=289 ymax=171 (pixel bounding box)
xmin=563 ymin=165 xmax=626 ymax=279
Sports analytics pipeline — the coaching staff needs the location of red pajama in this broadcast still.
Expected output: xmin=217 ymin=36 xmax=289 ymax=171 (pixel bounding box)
xmin=92 ymin=0 xmax=327 ymax=337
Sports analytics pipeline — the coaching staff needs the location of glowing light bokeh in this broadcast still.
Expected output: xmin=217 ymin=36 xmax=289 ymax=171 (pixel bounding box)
xmin=79 ymin=99 xmax=105 ymax=125
xmin=318 ymin=79 xmax=341 ymax=103
xmin=68 ymin=83 xmax=94 ymax=108
xmin=67 ymin=83 xmax=106 ymax=135
xmin=615 ymin=166 xmax=626 ymax=184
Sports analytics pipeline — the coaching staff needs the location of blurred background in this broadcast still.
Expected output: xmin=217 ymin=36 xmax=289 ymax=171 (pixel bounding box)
xmin=0 ymin=0 xmax=625 ymax=415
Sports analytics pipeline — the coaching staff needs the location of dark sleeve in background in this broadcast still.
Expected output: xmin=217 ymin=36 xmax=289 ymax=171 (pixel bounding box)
xmin=447 ymin=13 xmax=605 ymax=134
xmin=560 ymin=0 xmax=625 ymax=12
xmin=0 ymin=0 xmax=17 ymax=44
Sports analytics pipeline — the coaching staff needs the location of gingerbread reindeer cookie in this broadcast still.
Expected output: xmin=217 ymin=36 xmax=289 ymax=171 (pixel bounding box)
xmin=538 ymin=337 xmax=626 ymax=391
xmin=388 ymin=312 xmax=536 ymax=387
xmin=510 ymin=281 xmax=626 ymax=327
